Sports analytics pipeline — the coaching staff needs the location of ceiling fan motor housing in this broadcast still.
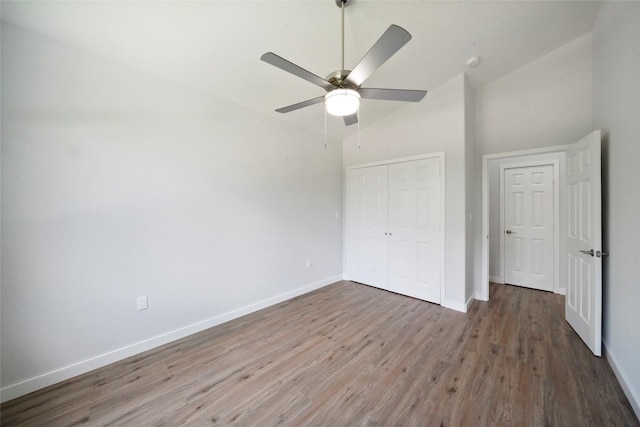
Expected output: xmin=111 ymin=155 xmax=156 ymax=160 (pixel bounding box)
xmin=325 ymin=70 xmax=355 ymax=89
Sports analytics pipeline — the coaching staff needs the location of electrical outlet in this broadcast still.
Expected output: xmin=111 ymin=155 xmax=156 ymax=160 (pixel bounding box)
xmin=137 ymin=296 xmax=148 ymax=311
xmin=305 ymin=259 xmax=311 ymax=268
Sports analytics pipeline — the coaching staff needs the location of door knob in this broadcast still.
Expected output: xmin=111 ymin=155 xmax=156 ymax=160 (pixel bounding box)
xmin=580 ymin=249 xmax=595 ymax=257
xmin=505 ymin=230 xmax=514 ymax=234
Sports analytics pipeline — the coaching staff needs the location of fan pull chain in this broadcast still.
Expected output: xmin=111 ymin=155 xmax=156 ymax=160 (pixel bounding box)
xmin=357 ymin=110 xmax=360 ymax=150
xmin=324 ymin=106 xmax=328 ymax=149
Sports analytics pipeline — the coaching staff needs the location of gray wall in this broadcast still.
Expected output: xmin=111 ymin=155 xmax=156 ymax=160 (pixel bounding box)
xmin=464 ymin=77 xmax=477 ymax=301
xmin=1 ymin=24 xmax=343 ymax=400
xmin=475 ymin=34 xmax=592 ymax=156
xmin=592 ymin=1 xmax=640 ymax=414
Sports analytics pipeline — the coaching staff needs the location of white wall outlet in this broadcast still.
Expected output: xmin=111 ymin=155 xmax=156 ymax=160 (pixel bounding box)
xmin=305 ymin=259 xmax=311 ymax=268
xmin=136 ymin=296 xmax=148 ymax=311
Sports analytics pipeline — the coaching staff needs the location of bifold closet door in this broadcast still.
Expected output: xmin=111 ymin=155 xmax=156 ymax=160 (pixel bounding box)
xmin=348 ymin=165 xmax=389 ymax=289
xmin=388 ymin=159 xmax=442 ymax=303
xmin=348 ymin=157 xmax=442 ymax=304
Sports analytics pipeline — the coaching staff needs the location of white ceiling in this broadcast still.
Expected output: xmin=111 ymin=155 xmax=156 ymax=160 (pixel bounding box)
xmin=1 ymin=1 xmax=601 ymax=138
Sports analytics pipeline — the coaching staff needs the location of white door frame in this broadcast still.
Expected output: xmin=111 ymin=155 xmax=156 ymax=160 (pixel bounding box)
xmin=480 ymin=144 xmax=569 ymax=301
xmin=499 ymin=160 xmax=560 ymax=293
xmin=346 ymin=152 xmax=445 ymax=303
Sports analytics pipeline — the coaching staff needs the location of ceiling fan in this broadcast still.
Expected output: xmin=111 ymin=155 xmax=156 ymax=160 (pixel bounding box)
xmin=260 ymin=0 xmax=427 ymax=126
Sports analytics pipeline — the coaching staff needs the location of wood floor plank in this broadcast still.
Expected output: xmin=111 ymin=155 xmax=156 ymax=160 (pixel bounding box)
xmin=2 ymin=281 xmax=638 ymax=426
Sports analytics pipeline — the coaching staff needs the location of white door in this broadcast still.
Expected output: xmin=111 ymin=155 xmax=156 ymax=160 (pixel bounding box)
xmin=388 ymin=159 xmax=441 ymax=303
xmin=504 ymin=165 xmax=554 ymax=291
xmin=566 ymin=131 xmax=602 ymax=356
xmin=348 ymin=165 xmax=389 ymax=289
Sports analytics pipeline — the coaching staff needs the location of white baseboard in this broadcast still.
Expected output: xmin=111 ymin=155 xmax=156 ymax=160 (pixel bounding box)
xmin=474 ymin=290 xmax=489 ymax=302
xmin=442 ymin=298 xmax=468 ymax=313
xmin=465 ymin=295 xmax=475 ymax=311
xmin=489 ymin=275 xmax=503 ymax=284
xmin=0 ymin=275 xmax=341 ymax=403
xmin=603 ymin=342 xmax=640 ymax=421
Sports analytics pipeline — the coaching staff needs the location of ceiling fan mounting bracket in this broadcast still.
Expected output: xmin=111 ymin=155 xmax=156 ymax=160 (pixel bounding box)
xmin=335 ymin=0 xmax=348 ymax=8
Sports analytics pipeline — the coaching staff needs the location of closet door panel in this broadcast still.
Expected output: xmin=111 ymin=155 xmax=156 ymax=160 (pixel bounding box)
xmin=348 ymin=165 xmax=389 ymax=289
xmin=389 ymin=159 xmax=441 ymax=304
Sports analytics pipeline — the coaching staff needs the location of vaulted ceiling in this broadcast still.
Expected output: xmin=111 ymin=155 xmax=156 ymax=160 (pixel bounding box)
xmin=1 ymin=1 xmax=601 ymax=138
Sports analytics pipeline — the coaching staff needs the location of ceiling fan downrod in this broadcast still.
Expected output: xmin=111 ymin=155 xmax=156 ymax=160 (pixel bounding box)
xmin=327 ymin=0 xmax=349 ymax=89
xmin=340 ymin=0 xmax=345 ymax=71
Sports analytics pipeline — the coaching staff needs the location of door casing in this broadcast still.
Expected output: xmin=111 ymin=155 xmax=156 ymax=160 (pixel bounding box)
xmin=481 ymin=145 xmax=569 ymax=301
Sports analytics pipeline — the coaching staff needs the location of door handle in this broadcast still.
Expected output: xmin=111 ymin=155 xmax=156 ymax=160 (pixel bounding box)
xmin=596 ymin=251 xmax=609 ymax=257
xmin=505 ymin=230 xmax=514 ymax=234
xmin=580 ymin=249 xmax=595 ymax=257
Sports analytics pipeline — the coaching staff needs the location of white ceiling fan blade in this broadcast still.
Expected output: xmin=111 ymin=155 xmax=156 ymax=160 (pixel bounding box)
xmin=345 ymin=25 xmax=412 ymax=88
xmin=275 ymin=96 xmax=325 ymax=113
xmin=359 ymin=88 xmax=427 ymax=102
xmin=261 ymin=52 xmax=335 ymax=91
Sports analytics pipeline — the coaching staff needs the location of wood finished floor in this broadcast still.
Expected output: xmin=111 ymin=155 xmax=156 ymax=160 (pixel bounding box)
xmin=2 ymin=281 xmax=638 ymax=426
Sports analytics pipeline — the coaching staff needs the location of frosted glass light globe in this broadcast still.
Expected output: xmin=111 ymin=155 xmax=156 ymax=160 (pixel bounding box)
xmin=325 ymin=89 xmax=361 ymax=116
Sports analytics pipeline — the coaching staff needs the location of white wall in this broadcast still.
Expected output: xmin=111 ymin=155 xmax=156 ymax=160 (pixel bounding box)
xmin=343 ymin=74 xmax=469 ymax=311
xmin=464 ymin=76 xmax=476 ymax=301
xmin=0 ymin=24 xmax=343 ymax=401
xmin=476 ymin=33 xmax=592 ymax=156
xmin=592 ymin=1 xmax=640 ymax=416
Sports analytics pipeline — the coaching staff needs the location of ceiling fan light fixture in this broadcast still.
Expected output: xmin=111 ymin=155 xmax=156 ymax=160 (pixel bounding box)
xmin=325 ymin=89 xmax=361 ymax=116
xmin=261 ymin=2 xmax=426 ymax=126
